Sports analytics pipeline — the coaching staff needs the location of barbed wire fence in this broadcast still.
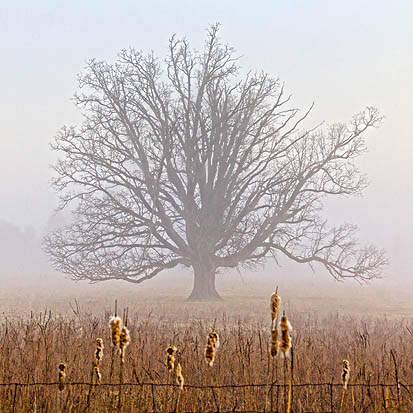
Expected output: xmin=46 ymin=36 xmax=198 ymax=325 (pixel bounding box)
xmin=0 ymin=380 xmax=408 ymax=388
xmin=0 ymin=380 xmax=409 ymax=413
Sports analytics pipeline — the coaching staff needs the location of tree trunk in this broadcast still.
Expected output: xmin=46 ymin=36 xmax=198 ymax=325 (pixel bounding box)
xmin=187 ymin=263 xmax=222 ymax=301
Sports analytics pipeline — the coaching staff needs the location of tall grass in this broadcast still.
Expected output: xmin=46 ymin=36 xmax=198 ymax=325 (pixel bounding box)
xmin=0 ymin=302 xmax=412 ymax=411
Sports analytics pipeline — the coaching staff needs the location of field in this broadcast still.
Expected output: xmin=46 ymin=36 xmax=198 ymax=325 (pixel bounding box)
xmin=0 ymin=275 xmax=412 ymax=412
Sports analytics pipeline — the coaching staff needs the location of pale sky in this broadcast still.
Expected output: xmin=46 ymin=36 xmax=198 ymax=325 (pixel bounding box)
xmin=1 ymin=1 xmax=413 ymax=278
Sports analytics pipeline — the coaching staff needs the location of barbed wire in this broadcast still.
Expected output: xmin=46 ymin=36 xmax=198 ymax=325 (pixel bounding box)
xmin=1 ymin=381 xmax=407 ymax=413
xmin=0 ymin=381 xmax=407 ymax=388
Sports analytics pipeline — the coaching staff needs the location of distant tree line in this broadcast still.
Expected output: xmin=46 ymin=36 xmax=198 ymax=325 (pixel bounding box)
xmin=0 ymin=212 xmax=67 ymax=279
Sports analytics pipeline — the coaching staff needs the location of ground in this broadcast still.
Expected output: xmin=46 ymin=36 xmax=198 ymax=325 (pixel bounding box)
xmin=0 ymin=272 xmax=410 ymax=318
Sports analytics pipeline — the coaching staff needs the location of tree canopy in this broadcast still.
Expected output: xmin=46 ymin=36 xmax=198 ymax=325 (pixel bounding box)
xmin=44 ymin=25 xmax=387 ymax=299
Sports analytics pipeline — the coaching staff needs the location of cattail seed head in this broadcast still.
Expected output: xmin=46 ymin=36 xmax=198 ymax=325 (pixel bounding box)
xmin=95 ymin=338 xmax=104 ymax=363
xmin=119 ymin=326 xmax=130 ymax=363
xmin=342 ymin=359 xmax=350 ymax=390
xmin=205 ymin=343 xmax=215 ymax=367
xmin=205 ymin=331 xmax=219 ymax=366
xmin=280 ymin=315 xmax=292 ymax=358
xmin=270 ymin=328 xmax=278 ymax=357
xmin=176 ymin=362 xmax=184 ymax=390
xmin=109 ymin=316 xmax=121 ymax=347
xmin=208 ymin=331 xmax=220 ymax=348
xmin=166 ymin=345 xmax=177 ymax=372
xmin=270 ymin=292 xmax=281 ymax=326
xmin=58 ymin=362 xmax=66 ymax=391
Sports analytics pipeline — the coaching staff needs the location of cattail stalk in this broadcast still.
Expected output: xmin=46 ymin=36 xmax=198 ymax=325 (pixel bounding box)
xmin=94 ymin=338 xmax=104 ymax=384
xmin=340 ymin=360 xmax=351 ymax=410
xmin=118 ymin=311 xmax=130 ymax=411
xmin=287 ymin=379 xmax=292 ymax=413
xmin=119 ymin=326 xmax=130 ymax=387
xmin=268 ymin=289 xmax=281 ymax=411
xmin=164 ymin=345 xmax=177 ymax=413
xmin=342 ymin=360 xmax=350 ymax=390
xmin=176 ymin=363 xmax=184 ymax=390
xmin=109 ymin=315 xmax=121 ymax=382
xmin=280 ymin=314 xmax=292 ymax=409
xmin=58 ymin=363 xmax=66 ymax=392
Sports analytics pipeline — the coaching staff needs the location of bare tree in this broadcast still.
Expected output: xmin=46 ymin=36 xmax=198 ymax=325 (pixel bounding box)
xmin=44 ymin=25 xmax=386 ymax=300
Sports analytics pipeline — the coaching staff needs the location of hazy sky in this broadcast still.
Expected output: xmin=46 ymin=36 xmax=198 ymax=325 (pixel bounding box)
xmin=1 ymin=1 xmax=413 ymax=278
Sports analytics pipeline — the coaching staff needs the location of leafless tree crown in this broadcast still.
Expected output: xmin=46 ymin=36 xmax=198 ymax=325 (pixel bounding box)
xmin=44 ymin=25 xmax=387 ymax=288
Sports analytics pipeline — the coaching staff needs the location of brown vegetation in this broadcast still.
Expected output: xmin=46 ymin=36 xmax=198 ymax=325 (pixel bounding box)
xmin=0 ymin=296 xmax=412 ymax=412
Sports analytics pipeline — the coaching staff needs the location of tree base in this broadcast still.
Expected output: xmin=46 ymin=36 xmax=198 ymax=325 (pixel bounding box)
xmin=186 ymin=291 xmax=223 ymax=302
xmin=187 ymin=266 xmax=222 ymax=301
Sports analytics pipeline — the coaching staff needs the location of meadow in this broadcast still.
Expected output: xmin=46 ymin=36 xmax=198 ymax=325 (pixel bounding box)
xmin=0 ymin=276 xmax=412 ymax=412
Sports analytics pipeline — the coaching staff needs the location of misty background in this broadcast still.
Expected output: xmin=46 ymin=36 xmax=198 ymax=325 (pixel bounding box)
xmin=1 ymin=1 xmax=412 ymax=293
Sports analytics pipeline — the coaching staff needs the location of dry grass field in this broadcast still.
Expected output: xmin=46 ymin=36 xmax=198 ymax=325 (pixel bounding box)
xmin=0 ymin=275 xmax=412 ymax=412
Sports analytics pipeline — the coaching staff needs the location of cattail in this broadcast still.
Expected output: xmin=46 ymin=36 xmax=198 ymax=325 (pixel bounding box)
xmin=176 ymin=362 xmax=184 ymax=390
xmin=95 ymin=338 xmax=104 ymax=363
xmin=166 ymin=345 xmax=177 ymax=372
xmin=341 ymin=359 xmax=350 ymax=390
xmin=205 ymin=342 xmax=215 ymax=366
xmin=58 ymin=362 xmax=66 ymax=391
xmin=93 ymin=338 xmax=104 ymax=385
xmin=94 ymin=363 xmax=102 ymax=385
xmin=119 ymin=326 xmax=130 ymax=363
xmin=280 ymin=315 xmax=292 ymax=358
xmin=109 ymin=316 xmax=121 ymax=347
xmin=205 ymin=331 xmax=219 ymax=366
xmin=270 ymin=328 xmax=278 ymax=357
xmin=270 ymin=291 xmax=281 ymax=327
xmin=208 ymin=331 xmax=220 ymax=348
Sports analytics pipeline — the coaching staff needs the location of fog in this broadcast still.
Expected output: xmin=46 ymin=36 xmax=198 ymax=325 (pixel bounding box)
xmin=1 ymin=1 xmax=413 ymax=301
